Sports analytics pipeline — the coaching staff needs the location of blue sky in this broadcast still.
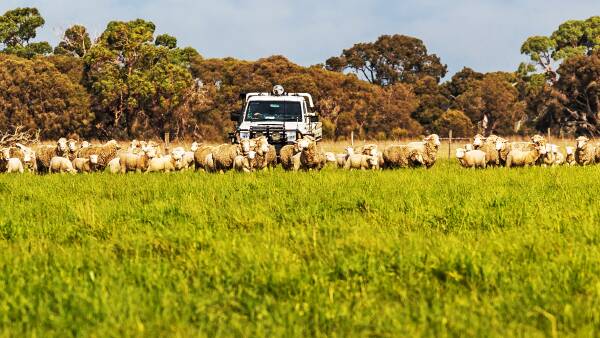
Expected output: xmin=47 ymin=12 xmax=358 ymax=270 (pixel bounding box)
xmin=2 ymin=0 xmax=599 ymax=76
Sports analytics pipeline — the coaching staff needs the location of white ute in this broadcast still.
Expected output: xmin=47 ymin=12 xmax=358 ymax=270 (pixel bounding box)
xmin=229 ymin=85 xmax=322 ymax=150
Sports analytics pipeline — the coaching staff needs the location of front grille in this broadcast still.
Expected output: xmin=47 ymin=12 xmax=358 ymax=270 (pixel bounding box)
xmin=250 ymin=124 xmax=287 ymax=144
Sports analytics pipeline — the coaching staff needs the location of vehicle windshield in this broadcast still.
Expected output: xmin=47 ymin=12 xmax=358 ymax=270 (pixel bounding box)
xmin=245 ymin=101 xmax=302 ymax=122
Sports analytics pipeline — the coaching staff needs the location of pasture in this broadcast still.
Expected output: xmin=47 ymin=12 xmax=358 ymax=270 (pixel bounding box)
xmin=0 ymin=159 xmax=599 ymax=337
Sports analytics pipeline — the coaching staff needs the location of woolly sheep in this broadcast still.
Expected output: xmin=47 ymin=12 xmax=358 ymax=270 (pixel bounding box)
xmin=5 ymin=158 xmax=24 ymax=174
xmin=106 ymin=157 xmax=121 ymax=173
xmin=506 ymin=144 xmax=547 ymax=168
xmin=49 ymin=156 xmax=76 ymax=174
xmin=193 ymin=144 xmax=216 ymax=172
xmin=146 ymin=155 xmax=181 ymax=173
xmin=575 ymin=136 xmax=596 ymax=166
xmin=343 ymin=147 xmax=379 ymax=170
xmin=72 ymin=154 xmax=99 ymax=173
xmin=233 ymin=151 xmax=256 ymax=172
xmin=280 ymin=143 xmax=300 ymax=171
xmin=382 ymin=145 xmax=424 ymax=169
xmin=120 ymin=147 xmax=156 ymax=173
xmin=455 ymin=148 xmax=486 ymax=169
xmin=298 ymin=136 xmax=326 ymax=171
xmin=565 ymin=146 xmax=576 ymax=166
xmin=34 ymin=139 xmax=70 ymax=173
xmin=77 ymin=139 xmax=121 ymax=170
xmin=213 ymin=144 xmax=242 ymax=172
xmin=252 ymin=136 xmax=277 ymax=170
xmin=406 ymin=134 xmax=440 ymax=168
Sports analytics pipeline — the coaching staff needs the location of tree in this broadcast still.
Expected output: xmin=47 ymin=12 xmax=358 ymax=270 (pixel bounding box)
xmin=54 ymin=25 xmax=92 ymax=57
xmin=325 ymin=34 xmax=447 ymax=86
xmin=455 ymin=73 xmax=526 ymax=135
xmin=0 ymin=54 xmax=93 ymax=138
xmin=84 ymin=19 xmax=199 ymax=138
xmin=553 ymin=51 xmax=600 ymax=135
xmin=0 ymin=7 xmax=51 ymax=58
xmin=520 ymin=16 xmax=600 ymax=80
xmin=433 ymin=110 xmax=474 ymax=137
xmin=155 ymin=34 xmax=177 ymax=49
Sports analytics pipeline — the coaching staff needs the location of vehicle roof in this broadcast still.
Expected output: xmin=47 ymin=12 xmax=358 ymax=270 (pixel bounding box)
xmin=247 ymin=96 xmax=306 ymax=103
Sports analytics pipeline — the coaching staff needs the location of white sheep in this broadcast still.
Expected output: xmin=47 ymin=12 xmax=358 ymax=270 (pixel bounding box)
xmin=343 ymin=147 xmax=379 ymax=170
xmin=106 ymin=157 xmax=121 ymax=173
xmin=146 ymin=154 xmax=181 ymax=173
xmin=233 ymin=151 xmax=256 ymax=172
xmin=6 ymin=158 xmax=24 ymax=173
xmin=455 ymin=148 xmax=487 ymax=169
xmin=506 ymin=145 xmax=547 ymax=168
xmin=49 ymin=156 xmax=76 ymax=174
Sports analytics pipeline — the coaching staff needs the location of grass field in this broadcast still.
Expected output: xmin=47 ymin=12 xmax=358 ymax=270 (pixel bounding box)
xmin=1 ymin=160 xmax=599 ymax=337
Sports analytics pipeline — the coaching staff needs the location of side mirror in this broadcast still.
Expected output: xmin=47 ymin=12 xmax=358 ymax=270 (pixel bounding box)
xmin=230 ymin=112 xmax=241 ymax=121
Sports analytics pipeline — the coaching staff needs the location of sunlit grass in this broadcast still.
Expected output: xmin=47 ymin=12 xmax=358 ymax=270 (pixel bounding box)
xmin=0 ymin=161 xmax=598 ymax=336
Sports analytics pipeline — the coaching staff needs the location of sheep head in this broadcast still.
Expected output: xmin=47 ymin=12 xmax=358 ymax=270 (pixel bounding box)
xmin=254 ymin=136 xmax=270 ymax=155
xmin=297 ymin=138 xmax=311 ymax=150
xmin=537 ymin=144 xmax=547 ymax=155
xmin=190 ymin=142 xmax=199 ymax=152
xmin=495 ymin=139 xmax=506 ymax=151
xmin=57 ymin=138 xmax=68 ymax=152
xmin=345 ymin=146 xmax=354 ymax=156
xmin=89 ymin=154 xmax=99 ymax=164
xmin=247 ymin=151 xmax=256 ymax=160
xmin=576 ymin=136 xmax=589 ymax=149
xmin=531 ymin=134 xmax=547 ymax=147
xmin=455 ymin=148 xmax=466 ymax=159
xmin=465 ymin=144 xmax=473 ymax=151
xmin=473 ymin=134 xmax=484 ymax=148
xmin=240 ymin=139 xmax=252 ymax=154
xmin=80 ymin=141 xmax=91 ymax=149
xmin=425 ymin=134 xmax=441 ymax=147
xmin=67 ymin=139 xmax=78 ymax=152
xmin=325 ymin=152 xmax=336 ymax=162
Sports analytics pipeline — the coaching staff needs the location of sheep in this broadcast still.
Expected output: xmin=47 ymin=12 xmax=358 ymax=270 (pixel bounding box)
xmin=9 ymin=143 xmax=37 ymax=173
xmin=72 ymin=154 xmax=99 ymax=173
xmin=506 ymin=144 xmax=547 ymax=168
xmin=297 ymin=136 xmax=326 ymax=171
xmin=146 ymin=154 xmax=181 ymax=173
xmin=80 ymin=141 xmax=91 ymax=149
xmin=575 ymin=136 xmax=596 ymax=166
xmin=455 ymin=148 xmax=487 ymax=169
xmin=280 ymin=143 xmax=300 ymax=171
xmin=464 ymin=144 xmax=473 ymax=151
xmin=212 ymin=143 xmax=242 ymax=172
xmin=324 ymin=152 xmax=337 ymax=166
xmin=252 ymin=136 xmax=277 ymax=170
xmin=565 ymin=146 xmax=576 ymax=166
xmin=119 ymin=146 xmax=156 ymax=173
xmin=233 ymin=151 xmax=256 ymax=172
xmin=194 ymin=144 xmax=216 ymax=172
xmin=66 ymin=139 xmax=78 ymax=160
xmin=34 ymin=139 xmax=70 ymax=173
xmin=106 ymin=157 xmax=121 ymax=174
xmin=475 ymin=135 xmax=503 ymax=167
xmin=49 ymin=156 xmax=76 ymax=174
xmin=336 ymin=152 xmax=350 ymax=168
xmin=176 ymin=142 xmax=199 ymax=171
xmin=5 ymin=158 xmax=24 ymax=174
xmin=552 ymin=145 xmax=565 ymax=166
xmin=382 ymin=145 xmax=424 ymax=169
xmin=77 ymin=139 xmax=121 ymax=170
xmin=537 ymin=144 xmax=557 ymax=167
xmin=406 ymin=134 xmax=441 ymax=168
xmin=343 ymin=147 xmax=379 ymax=170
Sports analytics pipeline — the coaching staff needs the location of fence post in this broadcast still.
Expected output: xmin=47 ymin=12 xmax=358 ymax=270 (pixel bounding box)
xmin=448 ymin=130 xmax=453 ymax=159
xmin=547 ymin=128 xmax=551 ymax=142
xmin=164 ymin=132 xmax=170 ymax=152
xmin=351 ymin=131 xmax=354 ymax=147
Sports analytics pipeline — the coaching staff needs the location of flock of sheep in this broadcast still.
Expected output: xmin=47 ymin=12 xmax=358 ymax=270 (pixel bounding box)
xmin=454 ymin=134 xmax=598 ymax=168
xmin=0 ymin=133 xmax=597 ymax=175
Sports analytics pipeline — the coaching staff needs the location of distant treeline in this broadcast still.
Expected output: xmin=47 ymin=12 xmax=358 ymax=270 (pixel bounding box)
xmin=0 ymin=7 xmax=598 ymax=141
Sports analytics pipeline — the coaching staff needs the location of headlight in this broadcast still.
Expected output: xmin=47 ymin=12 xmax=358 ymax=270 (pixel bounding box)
xmin=239 ymin=131 xmax=250 ymax=139
xmin=286 ymin=131 xmax=296 ymax=141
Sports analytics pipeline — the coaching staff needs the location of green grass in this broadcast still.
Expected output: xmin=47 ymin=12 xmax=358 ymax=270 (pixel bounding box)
xmin=1 ymin=161 xmax=600 ymax=337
